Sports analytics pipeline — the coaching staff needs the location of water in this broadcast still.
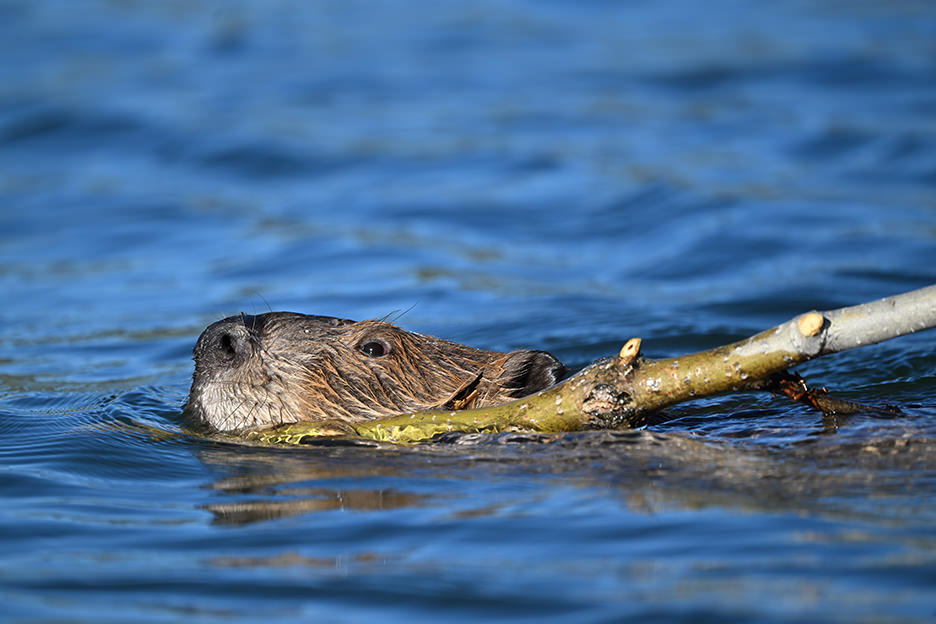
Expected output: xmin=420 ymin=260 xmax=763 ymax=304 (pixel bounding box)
xmin=1 ymin=1 xmax=935 ymax=621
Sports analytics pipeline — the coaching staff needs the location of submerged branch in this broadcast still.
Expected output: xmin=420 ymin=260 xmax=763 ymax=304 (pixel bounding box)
xmin=254 ymin=285 xmax=936 ymax=445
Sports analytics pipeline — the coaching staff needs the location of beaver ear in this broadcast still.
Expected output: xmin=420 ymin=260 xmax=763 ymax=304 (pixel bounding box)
xmin=500 ymin=350 xmax=566 ymax=397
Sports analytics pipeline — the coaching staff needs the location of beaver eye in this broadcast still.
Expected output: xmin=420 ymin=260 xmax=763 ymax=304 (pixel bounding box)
xmin=359 ymin=340 xmax=387 ymax=357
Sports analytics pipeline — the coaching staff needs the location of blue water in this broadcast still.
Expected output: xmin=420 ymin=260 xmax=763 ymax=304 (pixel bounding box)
xmin=2 ymin=1 xmax=936 ymax=622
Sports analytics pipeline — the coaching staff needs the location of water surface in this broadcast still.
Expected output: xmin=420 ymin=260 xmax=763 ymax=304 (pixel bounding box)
xmin=1 ymin=1 xmax=935 ymax=622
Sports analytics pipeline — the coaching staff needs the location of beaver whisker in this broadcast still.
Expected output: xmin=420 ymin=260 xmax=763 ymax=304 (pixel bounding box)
xmin=217 ymin=391 xmax=251 ymax=432
xmin=379 ymin=303 xmax=417 ymax=326
xmin=269 ymin=391 xmax=289 ymax=428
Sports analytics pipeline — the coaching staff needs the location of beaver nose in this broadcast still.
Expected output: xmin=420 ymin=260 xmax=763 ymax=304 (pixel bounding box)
xmin=198 ymin=321 xmax=254 ymax=368
xmin=216 ymin=329 xmax=249 ymax=362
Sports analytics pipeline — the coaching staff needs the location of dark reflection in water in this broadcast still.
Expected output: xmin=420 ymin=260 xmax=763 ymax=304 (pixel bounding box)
xmin=200 ymin=444 xmax=430 ymax=525
xmin=205 ymin=488 xmax=431 ymax=526
xmin=194 ymin=422 xmax=936 ymax=528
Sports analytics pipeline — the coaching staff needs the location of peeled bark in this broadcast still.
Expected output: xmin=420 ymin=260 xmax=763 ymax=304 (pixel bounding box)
xmin=249 ymin=285 xmax=936 ymax=445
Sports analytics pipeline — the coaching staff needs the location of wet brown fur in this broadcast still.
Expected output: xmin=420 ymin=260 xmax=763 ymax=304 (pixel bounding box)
xmin=185 ymin=312 xmax=566 ymax=432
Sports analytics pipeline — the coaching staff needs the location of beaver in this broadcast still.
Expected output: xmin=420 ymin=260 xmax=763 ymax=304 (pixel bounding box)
xmin=184 ymin=312 xmax=566 ymax=432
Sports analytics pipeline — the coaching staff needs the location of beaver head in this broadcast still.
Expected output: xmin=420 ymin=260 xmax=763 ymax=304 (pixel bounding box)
xmin=184 ymin=312 xmax=566 ymax=432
